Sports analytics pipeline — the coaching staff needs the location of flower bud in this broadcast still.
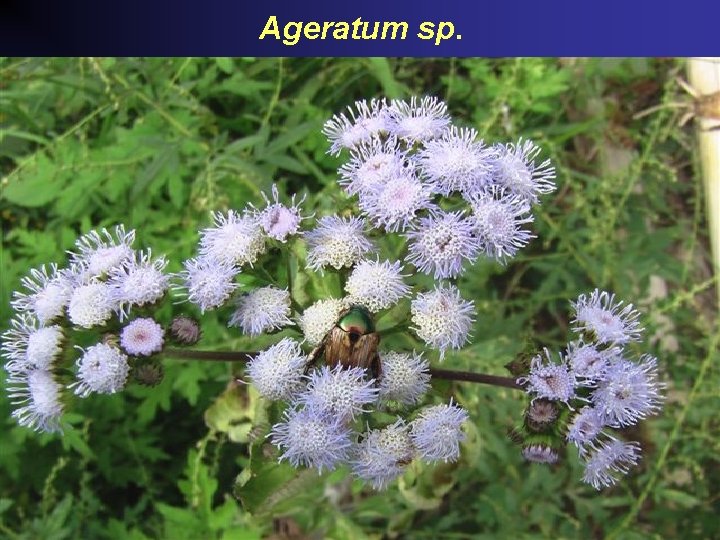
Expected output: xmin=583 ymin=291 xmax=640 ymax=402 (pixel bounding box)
xmin=169 ymin=315 xmax=202 ymax=345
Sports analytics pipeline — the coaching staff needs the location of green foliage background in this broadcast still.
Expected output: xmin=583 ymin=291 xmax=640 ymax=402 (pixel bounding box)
xmin=0 ymin=57 xmax=718 ymax=539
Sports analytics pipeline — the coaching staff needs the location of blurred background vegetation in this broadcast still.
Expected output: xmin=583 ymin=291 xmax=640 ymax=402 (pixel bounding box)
xmin=0 ymin=57 xmax=718 ymax=539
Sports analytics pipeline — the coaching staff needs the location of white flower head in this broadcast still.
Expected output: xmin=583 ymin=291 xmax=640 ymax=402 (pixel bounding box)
xmin=174 ymin=257 xmax=238 ymax=313
xmin=338 ymin=136 xmax=407 ymax=196
xmin=410 ymin=400 xmax=468 ymax=463
xmin=298 ymin=365 xmax=379 ymax=421
xmin=571 ymin=289 xmax=643 ymax=345
xmin=490 ymin=139 xmax=556 ymax=204
xmin=246 ymin=338 xmax=307 ymax=401
xmin=417 ymin=126 xmax=496 ymax=196
xmin=7 ymin=369 xmax=64 ymax=433
xmin=345 ymin=259 xmax=411 ymax=313
xmin=358 ymin=169 xmax=435 ymax=232
xmin=470 ymin=188 xmax=535 ymax=263
xmin=70 ymin=224 xmax=136 ymax=280
xmin=305 ymin=216 xmax=374 ymax=272
xmin=109 ymin=249 xmax=169 ymax=320
xmin=199 ymin=210 xmax=266 ymax=267
xmin=323 ymin=98 xmax=390 ymax=156
xmin=566 ymin=341 xmax=621 ymax=381
xmin=120 ymin=318 xmax=165 ymax=356
xmin=378 ymin=350 xmax=431 ymax=405
xmin=67 ymin=281 xmax=117 ymax=329
xmin=405 ymin=210 xmax=481 ymax=279
xmin=386 ymin=96 xmax=451 ymax=143
xmin=566 ymin=406 xmax=606 ymax=451
xmin=229 ymin=286 xmax=293 ymax=336
xmin=297 ymin=298 xmax=348 ymax=346
xmin=351 ymin=419 xmax=415 ymax=489
xmin=72 ymin=343 xmax=130 ymax=397
xmin=2 ymin=314 xmax=64 ymax=373
xmin=253 ymin=184 xmax=307 ymax=242
xmin=11 ymin=264 xmax=73 ymax=325
xmin=270 ymin=405 xmax=354 ymax=473
xmin=410 ymin=285 xmax=475 ymax=358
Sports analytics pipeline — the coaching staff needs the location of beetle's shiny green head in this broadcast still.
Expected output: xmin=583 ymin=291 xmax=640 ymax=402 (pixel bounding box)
xmin=337 ymin=305 xmax=375 ymax=336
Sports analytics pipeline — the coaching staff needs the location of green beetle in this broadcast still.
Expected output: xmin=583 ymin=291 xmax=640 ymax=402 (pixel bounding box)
xmin=307 ymin=305 xmax=381 ymax=380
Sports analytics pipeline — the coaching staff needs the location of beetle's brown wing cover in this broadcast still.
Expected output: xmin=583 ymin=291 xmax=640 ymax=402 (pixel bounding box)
xmin=324 ymin=327 xmax=380 ymax=375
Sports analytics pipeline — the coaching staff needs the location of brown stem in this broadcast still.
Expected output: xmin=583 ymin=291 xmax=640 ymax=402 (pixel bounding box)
xmin=164 ymin=348 xmax=524 ymax=391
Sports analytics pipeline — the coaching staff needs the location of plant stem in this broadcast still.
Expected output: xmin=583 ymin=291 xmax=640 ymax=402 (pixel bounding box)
xmin=163 ymin=348 xmax=523 ymax=390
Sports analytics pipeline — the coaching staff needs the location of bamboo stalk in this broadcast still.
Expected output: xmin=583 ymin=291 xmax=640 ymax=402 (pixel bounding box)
xmin=687 ymin=58 xmax=720 ymax=306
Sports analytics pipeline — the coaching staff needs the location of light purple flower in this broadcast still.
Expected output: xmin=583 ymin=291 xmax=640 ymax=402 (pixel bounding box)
xmin=592 ymin=355 xmax=663 ymax=428
xmin=253 ymin=184 xmax=306 ymax=242
xmin=410 ymin=400 xmax=468 ymax=463
xmin=199 ymin=210 xmax=266 ymax=267
xmin=270 ymin=405 xmax=354 ymax=473
xmin=120 ymin=318 xmax=164 ymax=356
xmin=351 ymin=419 xmax=415 ymax=489
xmin=1 ymin=314 xmax=63 ymax=373
xmin=582 ymin=439 xmax=641 ymax=490
xmin=71 ymin=343 xmax=130 ymax=397
xmin=229 ymin=286 xmax=292 ymax=336
xmin=378 ymin=350 xmax=431 ymax=406
xmin=405 ymin=210 xmax=481 ymax=279
xmin=571 ymin=289 xmax=643 ymax=345
xmin=323 ymin=98 xmax=390 ymax=156
xmin=469 ymin=188 xmax=535 ymax=263
xmin=566 ymin=341 xmax=620 ymax=381
xmin=358 ymin=169 xmax=434 ymax=232
xmin=518 ymin=349 xmax=578 ymax=405
xmin=109 ymin=249 xmax=169 ymax=320
xmin=345 ymin=259 xmax=411 ymax=313
xmin=67 ymin=281 xmax=117 ymax=328
xmin=386 ymin=96 xmax=451 ymax=143
xmin=338 ymin=136 xmax=407 ymax=196
xmin=490 ymin=139 xmax=556 ymax=204
xmin=11 ymin=264 xmax=73 ymax=325
xmin=70 ymin=224 xmax=136 ymax=280
xmin=246 ymin=338 xmax=307 ymax=401
xmin=417 ymin=127 xmax=495 ymax=196
xmin=6 ymin=369 xmax=64 ymax=433
xmin=522 ymin=444 xmax=559 ymax=464
xmin=298 ymin=365 xmax=379 ymax=421
xmin=566 ymin=406 xmax=605 ymax=450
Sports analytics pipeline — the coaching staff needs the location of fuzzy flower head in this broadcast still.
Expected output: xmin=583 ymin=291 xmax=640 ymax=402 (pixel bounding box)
xmin=2 ymin=315 xmax=64 ymax=373
xmin=410 ymin=400 xmax=468 ymax=463
xmin=351 ymin=420 xmax=415 ymax=490
xmin=378 ymin=350 xmax=431 ymax=405
xmin=323 ymin=98 xmax=389 ymax=156
xmin=305 ymin=216 xmax=374 ymax=271
xmin=470 ymin=188 xmax=535 ymax=263
xmin=297 ymin=298 xmax=347 ymax=346
xmin=246 ymin=338 xmax=307 ymax=401
xmin=386 ymin=96 xmax=451 ymax=143
xmin=199 ymin=210 xmax=266 ymax=267
xmin=338 ymin=137 xmax=407 ymax=196
xmin=592 ymin=355 xmax=663 ymax=428
xmin=405 ymin=210 xmax=481 ymax=279
xmin=67 ymin=282 xmax=116 ymax=329
xmin=120 ymin=318 xmax=164 ymax=356
xmin=410 ymin=285 xmax=475 ymax=359
xmin=229 ymin=286 xmax=292 ymax=336
xmin=518 ymin=349 xmax=578 ymax=405
xmin=344 ymin=260 xmax=410 ymax=313
xmin=175 ymin=257 xmax=238 ymax=313
xmin=358 ymin=170 xmax=434 ymax=232
xmin=571 ymin=289 xmax=643 ymax=345
xmin=298 ymin=365 xmax=379 ymax=421
xmin=70 ymin=224 xmax=136 ymax=279
xmin=582 ymin=439 xmax=641 ymax=490
xmin=169 ymin=315 xmax=202 ymax=345
xmin=72 ymin=343 xmax=130 ymax=397
xmin=566 ymin=406 xmax=605 ymax=449
xmin=7 ymin=369 xmax=64 ymax=433
xmin=109 ymin=249 xmax=169 ymax=320
xmin=566 ymin=341 xmax=620 ymax=381
xmin=11 ymin=264 xmax=73 ymax=325
xmin=255 ymin=184 xmax=306 ymax=242
xmin=270 ymin=405 xmax=353 ymax=473
xmin=417 ymin=127 xmax=495 ymax=196
xmin=522 ymin=444 xmax=559 ymax=464
xmin=490 ymin=139 xmax=556 ymax=204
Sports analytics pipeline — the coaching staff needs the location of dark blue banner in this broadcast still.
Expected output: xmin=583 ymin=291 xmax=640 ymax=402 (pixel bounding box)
xmin=1 ymin=0 xmax=719 ymax=55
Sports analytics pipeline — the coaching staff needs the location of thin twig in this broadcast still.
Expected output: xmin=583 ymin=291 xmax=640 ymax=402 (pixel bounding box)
xmin=164 ymin=348 xmax=524 ymax=390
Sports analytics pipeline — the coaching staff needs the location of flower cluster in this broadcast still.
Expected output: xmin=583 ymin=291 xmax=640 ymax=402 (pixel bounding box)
xmin=515 ymin=289 xmax=664 ymax=489
xmin=1 ymin=225 xmax=171 ymax=432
